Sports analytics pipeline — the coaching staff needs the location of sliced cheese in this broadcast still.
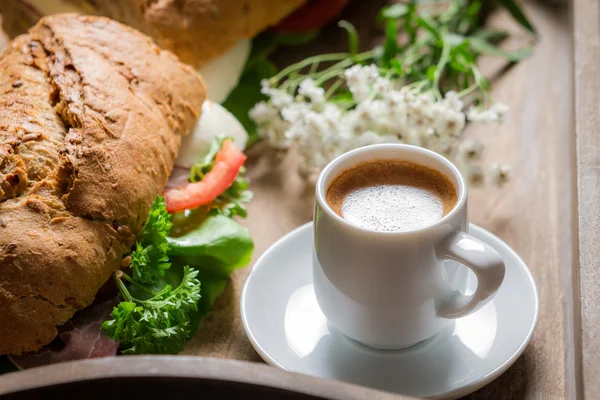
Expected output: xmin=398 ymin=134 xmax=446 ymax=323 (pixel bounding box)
xmin=197 ymin=39 xmax=251 ymax=103
xmin=175 ymin=101 xmax=249 ymax=168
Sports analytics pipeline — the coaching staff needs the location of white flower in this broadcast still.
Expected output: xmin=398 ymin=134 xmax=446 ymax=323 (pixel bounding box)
xmin=298 ymin=78 xmax=326 ymax=107
xmin=374 ymin=76 xmax=392 ymax=94
xmin=409 ymin=92 xmax=435 ymax=119
xmin=459 ymin=139 xmax=484 ymax=161
xmin=466 ymin=164 xmax=485 ymax=186
xmin=343 ymin=110 xmax=367 ymax=136
xmin=466 ymin=106 xmax=491 ymax=122
xmin=305 ymin=111 xmax=329 ymax=136
xmin=344 ymin=64 xmax=380 ymax=102
xmin=271 ymin=90 xmax=294 ymax=109
xmin=383 ymin=89 xmax=405 ymax=108
xmin=261 ymin=118 xmax=291 ymax=149
xmin=321 ymin=103 xmax=344 ymax=132
xmin=261 ymin=80 xmax=293 ymax=108
xmin=281 ymin=102 xmax=310 ymax=124
xmin=442 ymin=90 xmax=464 ymax=112
xmin=249 ymin=102 xmax=278 ymax=124
xmin=344 ymin=64 xmax=379 ymax=86
xmin=251 ymin=63 xmax=509 ymax=185
xmin=355 ymin=100 xmax=384 ymax=125
xmin=491 ymin=103 xmax=510 ymax=124
xmin=354 ymin=131 xmax=382 ymax=147
xmin=444 ymin=110 xmax=466 ymax=137
xmin=260 ymin=79 xmax=271 ymax=95
xmin=466 ymin=103 xmax=509 ymax=125
xmin=490 ymin=163 xmax=511 ymax=184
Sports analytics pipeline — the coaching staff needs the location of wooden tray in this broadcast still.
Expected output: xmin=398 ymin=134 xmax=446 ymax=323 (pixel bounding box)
xmin=0 ymin=356 xmax=414 ymax=399
xmin=1 ymin=0 xmax=597 ymax=398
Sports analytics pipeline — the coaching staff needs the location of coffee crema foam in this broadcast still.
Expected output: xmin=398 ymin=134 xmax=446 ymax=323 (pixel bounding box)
xmin=326 ymin=161 xmax=457 ymax=232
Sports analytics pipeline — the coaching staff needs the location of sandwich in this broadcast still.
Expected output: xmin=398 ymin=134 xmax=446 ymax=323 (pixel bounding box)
xmin=0 ymin=0 xmax=350 ymax=143
xmin=0 ymin=13 xmax=253 ymax=361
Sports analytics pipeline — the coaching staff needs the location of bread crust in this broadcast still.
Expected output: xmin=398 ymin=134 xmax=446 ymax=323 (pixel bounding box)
xmin=0 ymin=14 xmax=206 ymax=355
xmin=0 ymin=0 xmax=307 ymax=67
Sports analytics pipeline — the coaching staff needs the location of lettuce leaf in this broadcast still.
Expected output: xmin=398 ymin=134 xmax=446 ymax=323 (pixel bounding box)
xmin=167 ymin=214 xmax=254 ymax=278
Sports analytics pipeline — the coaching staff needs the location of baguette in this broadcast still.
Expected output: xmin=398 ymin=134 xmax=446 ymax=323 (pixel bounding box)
xmin=0 ymin=0 xmax=307 ymax=68
xmin=0 ymin=14 xmax=206 ymax=355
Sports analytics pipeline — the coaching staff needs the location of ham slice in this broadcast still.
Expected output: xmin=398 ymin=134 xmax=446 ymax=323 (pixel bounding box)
xmin=10 ymin=295 xmax=120 ymax=369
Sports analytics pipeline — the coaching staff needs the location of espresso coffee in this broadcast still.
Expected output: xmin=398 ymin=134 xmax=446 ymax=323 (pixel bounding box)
xmin=326 ymin=161 xmax=457 ymax=232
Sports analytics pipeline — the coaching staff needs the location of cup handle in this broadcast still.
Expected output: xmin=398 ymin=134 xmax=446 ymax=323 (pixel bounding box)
xmin=435 ymin=231 xmax=506 ymax=318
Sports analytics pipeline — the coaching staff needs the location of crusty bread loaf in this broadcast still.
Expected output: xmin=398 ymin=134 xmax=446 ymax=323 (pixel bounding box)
xmin=0 ymin=14 xmax=206 ymax=355
xmin=0 ymin=0 xmax=307 ymax=68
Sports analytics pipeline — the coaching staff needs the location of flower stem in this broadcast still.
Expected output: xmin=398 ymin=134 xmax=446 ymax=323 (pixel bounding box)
xmin=325 ymin=79 xmax=344 ymax=99
xmin=457 ymin=83 xmax=478 ymax=98
xmin=271 ymin=53 xmax=350 ymax=84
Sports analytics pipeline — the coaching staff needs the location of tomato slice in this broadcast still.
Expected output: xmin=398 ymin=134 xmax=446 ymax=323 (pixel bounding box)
xmin=164 ymin=139 xmax=247 ymax=213
xmin=272 ymin=0 xmax=350 ymax=33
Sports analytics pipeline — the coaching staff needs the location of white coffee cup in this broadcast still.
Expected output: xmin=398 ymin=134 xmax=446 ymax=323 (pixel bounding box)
xmin=312 ymin=144 xmax=506 ymax=350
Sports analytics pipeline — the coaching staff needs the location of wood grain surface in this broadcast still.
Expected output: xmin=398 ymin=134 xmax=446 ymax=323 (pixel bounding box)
xmin=0 ymin=0 xmax=586 ymax=399
xmin=573 ymin=0 xmax=600 ymax=399
xmin=181 ymin=1 xmax=577 ymax=399
xmin=0 ymin=357 xmax=416 ymax=400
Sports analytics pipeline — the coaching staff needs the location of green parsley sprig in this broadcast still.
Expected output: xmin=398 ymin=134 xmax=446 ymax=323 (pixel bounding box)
xmin=102 ymin=266 xmax=200 ymax=354
xmin=129 ymin=196 xmax=173 ymax=284
xmin=102 ymin=197 xmax=202 ymax=354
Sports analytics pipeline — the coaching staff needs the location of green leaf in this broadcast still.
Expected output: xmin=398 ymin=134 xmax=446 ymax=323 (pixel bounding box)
xmin=130 ymin=196 xmax=173 ymax=284
xmin=445 ymin=33 xmax=467 ymax=47
xmin=390 ymin=58 xmax=405 ymax=76
xmin=498 ymin=0 xmax=536 ymax=36
xmin=244 ymin=33 xmax=279 ymax=70
xmin=138 ymin=196 xmax=172 ymax=253
xmin=167 ymin=215 xmax=254 ymax=278
xmin=330 ymin=91 xmax=354 ymax=103
xmin=338 ymin=20 xmax=359 ymax=56
xmin=469 ymin=37 xmax=532 ymax=62
xmin=416 ymin=15 xmax=441 ymax=44
xmin=479 ymin=76 xmax=491 ymax=91
xmin=472 ymin=29 xmax=509 ymax=43
xmin=188 ymin=269 xmax=228 ymax=333
xmin=103 ymin=266 xmax=201 ymax=355
xmin=466 ymin=1 xmax=483 ymax=19
xmin=426 ymin=65 xmax=437 ymax=81
xmin=449 ymin=60 xmax=470 ymax=73
xmin=210 ymin=168 xmax=253 ymax=218
xmin=450 ymin=40 xmax=475 ymax=67
xmin=382 ymin=18 xmax=399 ymax=67
xmin=222 ymin=58 xmax=278 ymax=146
xmin=130 ymin=243 xmax=171 ymax=285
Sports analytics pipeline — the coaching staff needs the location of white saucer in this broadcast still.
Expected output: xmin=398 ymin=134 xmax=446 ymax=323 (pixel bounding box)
xmin=241 ymin=223 xmax=539 ymax=399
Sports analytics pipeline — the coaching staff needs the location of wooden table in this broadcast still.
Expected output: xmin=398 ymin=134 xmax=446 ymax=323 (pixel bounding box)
xmin=1 ymin=0 xmax=595 ymax=398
